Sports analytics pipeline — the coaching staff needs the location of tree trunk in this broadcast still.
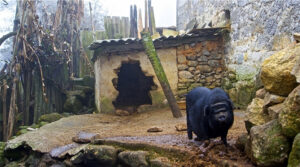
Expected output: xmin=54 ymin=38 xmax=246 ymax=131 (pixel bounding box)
xmin=141 ymin=32 xmax=182 ymax=118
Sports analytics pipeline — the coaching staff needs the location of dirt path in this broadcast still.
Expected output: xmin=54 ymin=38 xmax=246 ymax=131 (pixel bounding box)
xmin=7 ymin=108 xmax=253 ymax=166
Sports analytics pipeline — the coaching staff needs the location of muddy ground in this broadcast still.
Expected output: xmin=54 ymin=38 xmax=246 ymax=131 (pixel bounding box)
xmin=8 ymin=108 xmax=254 ymax=166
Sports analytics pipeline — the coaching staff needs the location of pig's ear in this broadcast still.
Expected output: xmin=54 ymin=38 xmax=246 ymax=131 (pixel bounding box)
xmin=204 ymin=105 xmax=210 ymax=116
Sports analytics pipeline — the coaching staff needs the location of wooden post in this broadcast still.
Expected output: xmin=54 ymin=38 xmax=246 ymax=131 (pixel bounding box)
xmin=141 ymin=32 xmax=182 ymax=118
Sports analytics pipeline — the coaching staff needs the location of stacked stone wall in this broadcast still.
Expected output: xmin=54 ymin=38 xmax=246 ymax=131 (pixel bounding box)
xmin=176 ymin=39 xmax=225 ymax=98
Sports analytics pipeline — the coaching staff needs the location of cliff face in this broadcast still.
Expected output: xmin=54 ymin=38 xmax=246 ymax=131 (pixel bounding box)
xmin=177 ymin=0 xmax=300 ymax=107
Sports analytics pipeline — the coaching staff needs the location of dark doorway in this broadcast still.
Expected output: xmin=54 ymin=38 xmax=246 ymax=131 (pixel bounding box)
xmin=113 ymin=61 xmax=157 ymax=111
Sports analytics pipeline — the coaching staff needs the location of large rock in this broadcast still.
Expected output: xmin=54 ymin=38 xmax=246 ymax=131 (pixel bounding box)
xmin=84 ymin=145 xmax=119 ymax=166
xmin=72 ymin=131 xmax=98 ymax=144
xmin=245 ymin=98 xmax=270 ymax=133
xmin=255 ymin=88 xmax=267 ymax=99
xmin=263 ymin=93 xmax=285 ymax=112
xmin=261 ymin=44 xmax=300 ymax=96
xmin=288 ymin=133 xmax=300 ymax=167
xmin=118 ymin=151 xmax=149 ymax=167
xmin=268 ymin=103 xmax=284 ymax=120
xmin=291 ymin=53 xmax=300 ymax=84
xmin=247 ymin=120 xmax=290 ymax=167
xmin=279 ymin=85 xmax=300 ymax=138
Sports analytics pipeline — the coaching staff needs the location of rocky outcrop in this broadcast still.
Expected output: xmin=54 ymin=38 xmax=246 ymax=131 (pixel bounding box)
xmin=243 ymin=44 xmax=300 ymax=166
xmin=261 ymin=44 xmax=300 ymax=96
xmin=244 ymin=98 xmax=270 ymax=133
xmin=288 ymin=133 xmax=300 ymax=167
xmin=246 ymin=120 xmax=290 ymax=167
xmin=279 ymin=85 xmax=300 ymax=138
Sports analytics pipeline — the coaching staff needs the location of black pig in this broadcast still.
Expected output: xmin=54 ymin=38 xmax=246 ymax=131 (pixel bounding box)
xmin=186 ymin=87 xmax=234 ymax=145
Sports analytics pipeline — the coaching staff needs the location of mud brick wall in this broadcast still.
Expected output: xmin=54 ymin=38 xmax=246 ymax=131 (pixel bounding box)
xmin=176 ymin=39 xmax=226 ymax=99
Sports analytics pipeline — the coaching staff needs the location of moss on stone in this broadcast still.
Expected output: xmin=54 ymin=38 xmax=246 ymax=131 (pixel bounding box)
xmin=38 ymin=113 xmax=63 ymax=123
xmin=38 ymin=121 xmax=48 ymax=127
xmin=221 ymin=78 xmax=234 ymax=90
xmin=279 ymin=85 xmax=300 ymax=138
xmin=100 ymin=97 xmax=115 ymax=113
xmin=16 ymin=129 xmax=28 ymax=136
xmin=0 ymin=142 xmax=6 ymax=167
xmin=249 ymin=120 xmax=291 ymax=166
xmin=236 ymin=66 xmax=257 ymax=81
xmin=92 ymin=139 xmax=190 ymax=162
xmin=141 ymin=32 xmax=170 ymax=85
xmin=236 ymin=81 xmax=256 ymax=109
xmin=288 ymin=133 xmax=300 ymax=167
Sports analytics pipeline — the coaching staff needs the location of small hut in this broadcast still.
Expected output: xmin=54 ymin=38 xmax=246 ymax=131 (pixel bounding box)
xmin=89 ymin=28 xmax=227 ymax=113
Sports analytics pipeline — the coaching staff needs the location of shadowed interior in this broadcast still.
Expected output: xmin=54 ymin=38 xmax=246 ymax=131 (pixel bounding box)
xmin=113 ymin=61 xmax=156 ymax=110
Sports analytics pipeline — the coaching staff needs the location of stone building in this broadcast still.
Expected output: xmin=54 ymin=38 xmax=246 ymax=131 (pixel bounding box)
xmin=177 ymin=0 xmax=300 ymax=108
xmin=90 ymin=28 xmax=227 ymax=113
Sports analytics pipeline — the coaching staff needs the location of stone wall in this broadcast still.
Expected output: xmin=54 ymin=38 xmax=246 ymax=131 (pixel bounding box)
xmin=177 ymin=39 xmax=226 ymax=98
xmin=177 ymin=0 xmax=300 ymax=107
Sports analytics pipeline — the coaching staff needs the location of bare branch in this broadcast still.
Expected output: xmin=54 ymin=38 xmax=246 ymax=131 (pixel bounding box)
xmin=2 ymin=0 xmax=8 ymax=5
xmin=0 ymin=32 xmax=17 ymax=46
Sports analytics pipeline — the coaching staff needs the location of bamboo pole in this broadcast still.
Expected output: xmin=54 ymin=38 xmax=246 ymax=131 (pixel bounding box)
xmin=148 ymin=0 xmax=152 ymax=35
xmin=137 ymin=8 xmax=143 ymax=39
xmin=2 ymin=80 xmax=7 ymax=141
xmin=33 ymin=72 xmax=40 ymax=123
xmin=141 ymin=32 xmax=182 ymax=118
xmin=150 ymin=7 xmax=156 ymax=34
xmin=24 ymin=71 xmax=30 ymax=125
xmin=144 ymin=0 xmax=148 ymax=31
